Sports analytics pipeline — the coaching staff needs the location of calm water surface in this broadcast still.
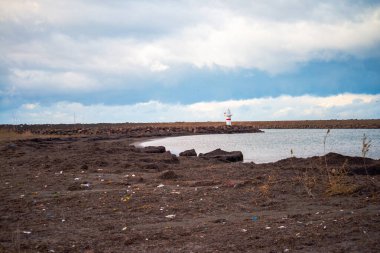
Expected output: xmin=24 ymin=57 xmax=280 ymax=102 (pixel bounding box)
xmin=140 ymin=129 xmax=380 ymax=163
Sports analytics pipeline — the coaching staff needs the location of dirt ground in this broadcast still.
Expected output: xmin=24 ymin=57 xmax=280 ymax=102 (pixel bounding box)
xmin=1 ymin=125 xmax=379 ymax=252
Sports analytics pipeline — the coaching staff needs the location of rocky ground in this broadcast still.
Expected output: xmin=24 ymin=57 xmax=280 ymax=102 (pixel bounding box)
xmin=0 ymin=125 xmax=379 ymax=252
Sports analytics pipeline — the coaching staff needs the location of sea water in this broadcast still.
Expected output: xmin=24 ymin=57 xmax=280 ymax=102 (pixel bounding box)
xmin=140 ymin=129 xmax=380 ymax=163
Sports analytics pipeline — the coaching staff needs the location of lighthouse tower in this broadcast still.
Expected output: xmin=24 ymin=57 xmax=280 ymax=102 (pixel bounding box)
xmin=224 ymin=108 xmax=232 ymax=126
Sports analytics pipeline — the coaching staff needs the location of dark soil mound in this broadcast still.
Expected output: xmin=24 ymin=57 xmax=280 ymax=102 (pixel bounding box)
xmin=349 ymin=164 xmax=380 ymax=175
xmin=323 ymin=152 xmax=375 ymax=165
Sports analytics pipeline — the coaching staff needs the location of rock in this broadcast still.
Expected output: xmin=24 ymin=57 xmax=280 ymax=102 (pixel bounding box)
xmin=162 ymin=151 xmax=179 ymax=164
xmin=199 ymin=148 xmax=243 ymax=162
xmin=142 ymin=146 xmax=166 ymax=153
xmin=179 ymin=149 xmax=197 ymax=157
xmin=159 ymin=170 xmax=179 ymax=179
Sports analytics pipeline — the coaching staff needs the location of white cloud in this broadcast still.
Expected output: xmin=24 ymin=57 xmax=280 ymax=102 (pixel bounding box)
xmin=9 ymin=69 xmax=100 ymax=91
xmin=160 ymin=8 xmax=380 ymax=73
xmin=1 ymin=0 xmax=380 ymax=79
xmin=22 ymin=103 xmax=39 ymax=110
xmin=4 ymin=93 xmax=379 ymax=124
xmin=150 ymin=62 xmax=170 ymax=72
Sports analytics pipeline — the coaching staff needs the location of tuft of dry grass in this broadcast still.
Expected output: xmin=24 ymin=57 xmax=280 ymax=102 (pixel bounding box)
xmin=259 ymin=184 xmax=270 ymax=196
xmin=302 ymin=171 xmax=317 ymax=197
xmin=323 ymin=129 xmax=332 ymax=182
xmin=258 ymin=174 xmax=278 ymax=197
xmin=326 ymin=182 xmax=360 ymax=196
xmin=291 ymin=148 xmax=316 ymax=198
xmin=325 ymin=159 xmax=359 ymax=196
xmin=361 ymin=133 xmax=372 ymax=179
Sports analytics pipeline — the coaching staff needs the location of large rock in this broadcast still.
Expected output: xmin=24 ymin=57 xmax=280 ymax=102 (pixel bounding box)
xmin=179 ymin=149 xmax=197 ymax=157
xmin=142 ymin=146 xmax=166 ymax=153
xmin=199 ymin=148 xmax=243 ymax=162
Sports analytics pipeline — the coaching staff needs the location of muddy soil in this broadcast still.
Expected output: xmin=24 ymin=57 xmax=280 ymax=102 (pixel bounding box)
xmin=1 ymin=132 xmax=380 ymax=252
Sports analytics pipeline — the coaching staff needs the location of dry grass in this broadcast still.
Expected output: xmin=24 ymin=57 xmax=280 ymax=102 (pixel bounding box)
xmin=328 ymin=162 xmax=357 ymax=195
xmin=326 ymin=182 xmax=360 ymax=196
xmin=290 ymin=148 xmax=316 ymax=198
xmin=0 ymin=128 xmax=66 ymax=142
xmin=294 ymin=130 xmax=363 ymax=197
xmin=361 ymin=133 xmax=372 ymax=179
xmin=302 ymin=172 xmax=317 ymax=197
xmin=259 ymin=184 xmax=270 ymax=196
xmin=321 ymin=130 xmax=358 ymax=196
xmin=258 ymin=174 xmax=277 ymax=197
xmin=325 ymin=159 xmax=360 ymax=196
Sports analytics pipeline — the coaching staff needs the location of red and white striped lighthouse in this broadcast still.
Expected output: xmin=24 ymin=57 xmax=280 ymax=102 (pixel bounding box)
xmin=224 ymin=108 xmax=232 ymax=126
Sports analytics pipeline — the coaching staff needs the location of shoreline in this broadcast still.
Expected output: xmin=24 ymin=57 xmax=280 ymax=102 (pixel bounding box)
xmin=134 ymin=129 xmax=380 ymax=164
xmin=1 ymin=119 xmax=380 ymax=133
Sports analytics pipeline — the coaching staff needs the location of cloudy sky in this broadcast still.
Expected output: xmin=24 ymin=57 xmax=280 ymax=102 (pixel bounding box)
xmin=1 ymin=0 xmax=380 ymax=124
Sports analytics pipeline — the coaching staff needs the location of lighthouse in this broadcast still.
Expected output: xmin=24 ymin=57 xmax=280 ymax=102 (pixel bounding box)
xmin=224 ymin=108 xmax=232 ymax=126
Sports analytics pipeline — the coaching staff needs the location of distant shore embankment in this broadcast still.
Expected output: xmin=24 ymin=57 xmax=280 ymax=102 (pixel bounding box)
xmin=0 ymin=119 xmax=379 ymax=139
xmin=236 ymin=119 xmax=380 ymax=129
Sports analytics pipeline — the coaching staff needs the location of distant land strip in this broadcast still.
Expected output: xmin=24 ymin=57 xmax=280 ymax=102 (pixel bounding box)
xmin=0 ymin=119 xmax=379 ymax=141
xmin=2 ymin=119 xmax=380 ymax=129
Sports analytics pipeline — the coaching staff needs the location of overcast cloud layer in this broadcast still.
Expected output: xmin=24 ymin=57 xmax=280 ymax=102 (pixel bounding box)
xmin=4 ymin=93 xmax=379 ymax=124
xmin=1 ymin=1 xmax=380 ymax=123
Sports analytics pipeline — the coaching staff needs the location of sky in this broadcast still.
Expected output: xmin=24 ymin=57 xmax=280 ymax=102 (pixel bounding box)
xmin=1 ymin=0 xmax=380 ymax=124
